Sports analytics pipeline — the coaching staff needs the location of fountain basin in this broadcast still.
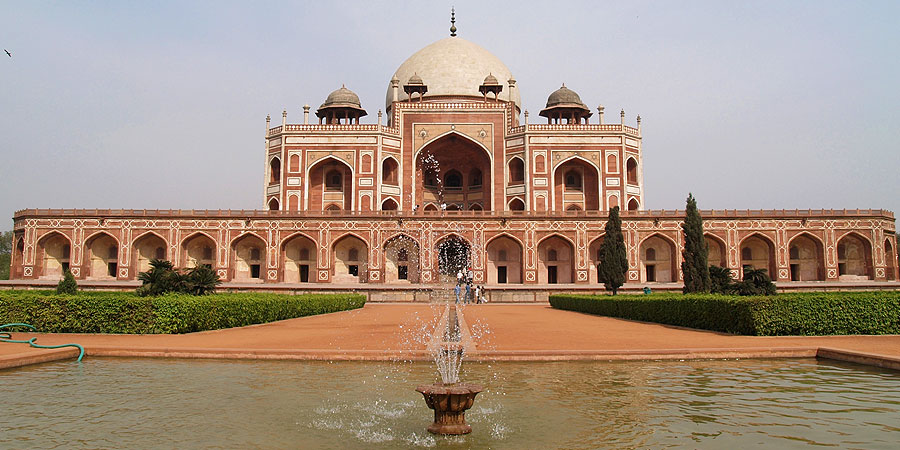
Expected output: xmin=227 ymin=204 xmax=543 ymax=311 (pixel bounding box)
xmin=415 ymin=382 xmax=483 ymax=434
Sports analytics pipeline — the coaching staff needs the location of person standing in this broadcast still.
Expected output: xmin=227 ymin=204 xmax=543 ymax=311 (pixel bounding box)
xmin=473 ymin=284 xmax=481 ymax=304
xmin=454 ymin=283 xmax=461 ymax=304
xmin=464 ymin=282 xmax=471 ymax=304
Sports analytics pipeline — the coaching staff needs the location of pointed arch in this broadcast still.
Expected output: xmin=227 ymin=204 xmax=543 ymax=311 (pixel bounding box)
xmin=627 ymin=198 xmax=640 ymax=211
xmin=282 ymin=232 xmax=317 ymax=283
xmin=132 ymin=231 xmax=169 ymax=277
xmin=381 ymin=198 xmax=399 ymax=211
xmin=508 ymin=197 xmax=525 ymax=211
xmin=85 ymin=231 xmax=120 ymax=279
xmin=268 ymin=197 xmax=280 ymax=211
xmin=181 ymin=231 xmax=217 ymax=269
xmin=435 ymin=233 xmax=471 ymax=278
xmin=626 ymin=157 xmax=638 ymax=185
xmin=704 ymin=233 xmax=727 ymax=268
xmin=307 ymin=155 xmax=354 ymax=211
xmin=415 ymin=130 xmax=494 ymax=164
xmin=415 ymin=132 xmax=493 ymax=211
xmin=486 ymin=233 xmax=524 ymax=284
xmin=787 ymin=232 xmax=825 ymax=281
xmin=231 ymin=232 xmax=266 ymax=281
xmin=836 ymin=231 xmax=874 ymax=279
xmin=36 ymin=231 xmax=71 ymax=278
xmin=885 ymin=238 xmax=896 ymax=281
xmin=552 ymin=155 xmax=600 ymax=211
xmin=537 ymin=233 xmax=576 ymax=284
xmin=739 ymin=233 xmax=777 ymax=279
xmin=383 ymin=233 xmax=420 ymax=283
xmin=639 ymin=233 xmax=678 ymax=283
xmin=332 ymin=232 xmax=368 ymax=283
xmin=269 ymin=156 xmax=282 ymax=184
xmin=508 ymin=156 xmax=525 ymax=184
xmin=381 ymin=155 xmax=399 ymax=185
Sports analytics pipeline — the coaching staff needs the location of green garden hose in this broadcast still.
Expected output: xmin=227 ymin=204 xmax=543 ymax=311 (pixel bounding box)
xmin=0 ymin=323 xmax=85 ymax=362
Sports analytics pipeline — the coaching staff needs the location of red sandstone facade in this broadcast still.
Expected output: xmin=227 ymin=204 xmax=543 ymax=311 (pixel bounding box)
xmin=10 ymin=209 xmax=898 ymax=284
xmin=8 ymin=33 xmax=898 ymax=286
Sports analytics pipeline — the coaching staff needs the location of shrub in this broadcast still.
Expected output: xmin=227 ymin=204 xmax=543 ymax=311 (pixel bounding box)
xmin=136 ymin=259 xmax=220 ymax=297
xmin=709 ymin=265 xmax=733 ymax=294
xmin=0 ymin=291 xmax=365 ymax=334
xmin=549 ymin=291 xmax=900 ymax=336
xmin=56 ymin=270 xmax=78 ymax=295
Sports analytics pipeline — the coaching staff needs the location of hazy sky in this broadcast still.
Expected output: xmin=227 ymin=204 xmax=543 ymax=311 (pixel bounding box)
xmin=2 ymin=1 xmax=899 ymax=230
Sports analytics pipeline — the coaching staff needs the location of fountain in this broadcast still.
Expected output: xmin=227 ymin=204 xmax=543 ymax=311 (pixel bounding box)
xmin=415 ymin=302 xmax=482 ymax=434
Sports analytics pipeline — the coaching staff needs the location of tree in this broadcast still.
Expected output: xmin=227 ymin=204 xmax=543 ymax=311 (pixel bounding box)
xmin=0 ymin=230 xmax=11 ymax=280
xmin=598 ymin=206 xmax=628 ymax=295
xmin=681 ymin=193 xmax=710 ymax=293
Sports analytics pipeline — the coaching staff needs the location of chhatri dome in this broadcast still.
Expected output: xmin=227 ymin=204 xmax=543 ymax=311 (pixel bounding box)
xmin=385 ymin=35 xmax=521 ymax=111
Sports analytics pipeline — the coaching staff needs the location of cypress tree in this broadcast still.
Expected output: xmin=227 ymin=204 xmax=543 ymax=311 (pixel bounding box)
xmin=681 ymin=193 xmax=710 ymax=293
xmin=598 ymin=206 xmax=628 ymax=295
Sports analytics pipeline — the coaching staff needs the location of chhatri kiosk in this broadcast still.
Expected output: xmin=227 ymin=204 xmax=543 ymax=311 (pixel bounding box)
xmin=9 ymin=19 xmax=897 ymax=291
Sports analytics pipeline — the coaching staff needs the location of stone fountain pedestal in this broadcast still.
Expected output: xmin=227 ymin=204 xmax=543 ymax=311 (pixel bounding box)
xmin=416 ymin=383 xmax=483 ymax=435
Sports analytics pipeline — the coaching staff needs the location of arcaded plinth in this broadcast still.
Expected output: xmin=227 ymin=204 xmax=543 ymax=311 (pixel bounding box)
xmin=416 ymin=383 xmax=483 ymax=435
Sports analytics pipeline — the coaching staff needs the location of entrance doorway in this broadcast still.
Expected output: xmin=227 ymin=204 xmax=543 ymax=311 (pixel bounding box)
xmin=497 ymin=266 xmax=507 ymax=284
xmin=548 ymin=266 xmax=558 ymax=284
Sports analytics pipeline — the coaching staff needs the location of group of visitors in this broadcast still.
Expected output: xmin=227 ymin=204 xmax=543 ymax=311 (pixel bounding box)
xmin=454 ymin=268 xmax=486 ymax=304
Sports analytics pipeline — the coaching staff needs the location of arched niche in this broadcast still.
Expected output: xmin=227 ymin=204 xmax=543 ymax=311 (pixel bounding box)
xmin=486 ymin=235 xmax=523 ymax=284
xmin=132 ymin=232 xmax=168 ymax=276
xmin=309 ymin=157 xmax=353 ymax=211
xmin=36 ymin=232 xmax=71 ymax=279
xmin=885 ymin=239 xmax=896 ymax=281
xmin=333 ymin=234 xmax=367 ymax=283
xmin=436 ymin=235 xmax=471 ymax=282
xmin=788 ymin=233 xmax=824 ymax=281
xmin=640 ymin=234 xmax=677 ymax=282
xmin=382 ymin=157 xmax=399 ymax=185
xmin=382 ymin=198 xmax=399 ymax=211
xmin=384 ymin=235 xmax=420 ymax=283
xmin=416 ymin=133 xmax=492 ymax=211
xmin=705 ymin=234 xmax=727 ymax=268
xmin=626 ymin=158 xmax=638 ymax=185
xmin=508 ymin=198 xmax=525 ymax=211
xmin=270 ymin=157 xmax=281 ymax=184
xmin=181 ymin=233 xmax=216 ymax=269
xmin=537 ymin=235 xmax=574 ymax=284
xmin=231 ymin=233 xmax=266 ymax=281
xmin=85 ymin=232 xmax=119 ymax=279
xmin=740 ymin=234 xmax=776 ymax=279
xmin=283 ymin=234 xmax=316 ymax=283
xmin=837 ymin=233 xmax=873 ymax=280
xmin=508 ymin=157 xmax=525 ymax=184
xmin=553 ymin=158 xmax=599 ymax=211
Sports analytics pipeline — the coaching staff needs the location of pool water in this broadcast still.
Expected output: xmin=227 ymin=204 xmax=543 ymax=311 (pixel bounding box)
xmin=2 ymin=358 xmax=898 ymax=449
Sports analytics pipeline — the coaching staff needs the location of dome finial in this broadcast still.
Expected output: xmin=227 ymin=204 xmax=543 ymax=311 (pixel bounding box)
xmin=450 ymin=7 xmax=457 ymax=37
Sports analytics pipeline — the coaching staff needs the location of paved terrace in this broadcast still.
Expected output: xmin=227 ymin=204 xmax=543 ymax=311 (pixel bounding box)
xmin=2 ymin=304 xmax=899 ymax=371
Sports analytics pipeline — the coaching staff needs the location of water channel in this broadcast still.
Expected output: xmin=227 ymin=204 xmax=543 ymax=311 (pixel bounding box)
xmin=2 ymin=358 xmax=898 ymax=448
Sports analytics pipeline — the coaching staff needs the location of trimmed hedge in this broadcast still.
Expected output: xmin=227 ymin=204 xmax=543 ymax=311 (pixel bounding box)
xmin=0 ymin=291 xmax=365 ymax=334
xmin=549 ymin=292 xmax=900 ymax=336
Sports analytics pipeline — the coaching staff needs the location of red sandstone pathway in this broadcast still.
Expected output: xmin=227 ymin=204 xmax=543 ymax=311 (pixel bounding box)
xmin=3 ymin=303 xmax=900 ymax=370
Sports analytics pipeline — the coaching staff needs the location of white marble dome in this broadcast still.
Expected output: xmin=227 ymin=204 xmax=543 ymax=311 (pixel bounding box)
xmin=385 ymin=37 xmax=521 ymax=111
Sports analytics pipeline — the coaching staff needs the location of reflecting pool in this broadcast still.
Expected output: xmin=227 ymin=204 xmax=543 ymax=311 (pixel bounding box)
xmin=2 ymin=358 xmax=898 ymax=449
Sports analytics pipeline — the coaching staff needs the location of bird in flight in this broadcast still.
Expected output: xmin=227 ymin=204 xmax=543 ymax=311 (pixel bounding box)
xmin=4 ymin=49 xmax=10 ymax=57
